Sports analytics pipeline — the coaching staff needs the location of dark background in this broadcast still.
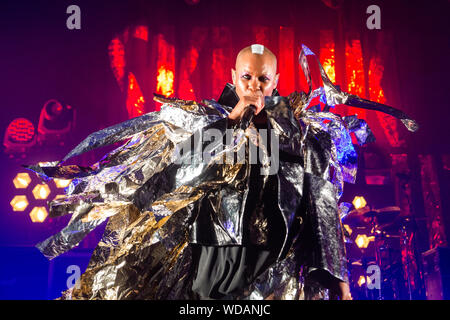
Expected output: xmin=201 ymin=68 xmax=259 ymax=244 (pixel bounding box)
xmin=0 ymin=0 xmax=448 ymax=152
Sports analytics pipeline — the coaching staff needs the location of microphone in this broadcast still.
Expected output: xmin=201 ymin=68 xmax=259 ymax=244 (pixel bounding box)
xmin=239 ymin=105 xmax=256 ymax=130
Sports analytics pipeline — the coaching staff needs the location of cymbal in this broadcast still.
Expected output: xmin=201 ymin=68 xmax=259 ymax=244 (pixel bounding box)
xmin=376 ymin=216 xmax=417 ymax=235
xmin=376 ymin=223 xmax=401 ymax=235
xmin=342 ymin=206 xmax=371 ymax=224
xmin=343 ymin=206 xmax=401 ymax=225
xmin=363 ymin=206 xmax=400 ymax=217
xmin=363 ymin=206 xmax=401 ymax=224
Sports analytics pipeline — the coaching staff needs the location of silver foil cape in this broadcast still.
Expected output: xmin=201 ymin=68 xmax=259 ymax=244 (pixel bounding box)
xmin=27 ymin=95 xmax=354 ymax=299
xmin=26 ymin=45 xmax=418 ymax=300
xmin=298 ymin=44 xmax=418 ymax=132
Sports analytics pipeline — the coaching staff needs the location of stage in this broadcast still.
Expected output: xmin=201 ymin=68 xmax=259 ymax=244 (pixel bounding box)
xmin=0 ymin=0 xmax=449 ymax=301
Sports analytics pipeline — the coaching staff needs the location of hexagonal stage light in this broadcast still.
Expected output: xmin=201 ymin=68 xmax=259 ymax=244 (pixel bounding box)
xmin=32 ymin=184 xmax=51 ymax=200
xmin=352 ymin=196 xmax=367 ymax=210
xmin=355 ymin=234 xmax=374 ymax=249
xmin=29 ymin=207 xmax=48 ymax=223
xmin=10 ymin=195 xmax=29 ymax=212
xmin=13 ymin=172 xmax=32 ymax=189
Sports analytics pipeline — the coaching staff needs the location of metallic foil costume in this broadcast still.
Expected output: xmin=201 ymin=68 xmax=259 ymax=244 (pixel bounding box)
xmin=27 ymin=45 xmax=417 ymax=300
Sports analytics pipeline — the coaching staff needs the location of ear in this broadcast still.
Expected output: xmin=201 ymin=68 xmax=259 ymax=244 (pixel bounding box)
xmin=274 ymin=73 xmax=280 ymax=87
xmin=231 ymin=69 xmax=236 ymax=85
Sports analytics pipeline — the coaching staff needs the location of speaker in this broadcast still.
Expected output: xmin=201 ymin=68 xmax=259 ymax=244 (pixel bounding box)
xmin=422 ymin=247 xmax=450 ymax=300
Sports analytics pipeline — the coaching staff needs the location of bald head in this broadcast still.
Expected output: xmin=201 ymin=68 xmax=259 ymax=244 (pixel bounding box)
xmin=231 ymin=44 xmax=279 ymax=103
xmin=235 ymin=45 xmax=277 ymax=71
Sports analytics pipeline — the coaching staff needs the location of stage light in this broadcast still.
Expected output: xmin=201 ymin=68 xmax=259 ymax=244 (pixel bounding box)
xmin=126 ymin=72 xmax=145 ymax=118
xmin=321 ymin=0 xmax=343 ymax=10
xmin=37 ymin=99 xmax=75 ymax=145
xmin=352 ymin=196 xmax=367 ymax=209
xmin=3 ymin=118 xmax=37 ymax=154
xmin=13 ymin=172 xmax=32 ymax=189
xmin=29 ymin=207 xmax=48 ymax=223
xmin=357 ymin=275 xmax=366 ymax=287
xmin=320 ymin=30 xmax=336 ymax=84
xmin=156 ymin=66 xmax=174 ymax=98
xmin=133 ymin=25 xmax=148 ymax=42
xmin=32 ymin=184 xmax=51 ymax=200
xmin=343 ymin=224 xmax=352 ymax=236
xmin=355 ymin=234 xmax=374 ymax=249
xmin=10 ymin=195 xmax=29 ymax=212
xmin=108 ymin=37 xmax=126 ymax=88
xmin=54 ymin=178 xmax=72 ymax=188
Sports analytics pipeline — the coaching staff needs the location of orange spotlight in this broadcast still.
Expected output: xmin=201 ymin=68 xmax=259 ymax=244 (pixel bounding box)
xmin=156 ymin=66 xmax=174 ymax=97
xmin=10 ymin=195 xmax=29 ymax=212
xmin=355 ymin=234 xmax=375 ymax=249
xmin=13 ymin=172 xmax=32 ymax=189
xmin=358 ymin=275 xmax=366 ymax=287
xmin=29 ymin=207 xmax=48 ymax=223
xmin=352 ymin=196 xmax=367 ymax=209
xmin=54 ymin=178 xmax=72 ymax=188
xmin=32 ymin=183 xmax=51 ymax=200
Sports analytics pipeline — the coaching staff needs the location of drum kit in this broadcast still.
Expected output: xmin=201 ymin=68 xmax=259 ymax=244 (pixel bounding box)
xmin=342 ymin=205 xmax=424 ymax=300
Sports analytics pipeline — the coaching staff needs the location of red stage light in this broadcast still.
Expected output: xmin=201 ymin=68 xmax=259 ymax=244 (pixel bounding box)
xmin=133 ymin=26 xmax=148 ymax=42
xmin=155 ymin=34 xmax=176 ymax=109
xmin=5 ymin=118 xmax=35 ymax=144
xmin=156 ymin=66 xmax=174 ymax=98
xmin=321 ymin=0 xmax=343 ymax=9
xmin=126 ymin=72 xmax=146 ymax=118
xmin=3 ymin=118 xmax=37 ymax=154
xmin=108 ymin=37 xmax=126 ymax=90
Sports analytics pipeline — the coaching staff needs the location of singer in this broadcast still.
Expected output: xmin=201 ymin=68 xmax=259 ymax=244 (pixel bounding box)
xmin=30 ymin=43 xmax=404 ymax=300
xmin=227 ymin=44 xmax=279 ymax=127
xmin=190 ymin=45 xmax=351 ymax=300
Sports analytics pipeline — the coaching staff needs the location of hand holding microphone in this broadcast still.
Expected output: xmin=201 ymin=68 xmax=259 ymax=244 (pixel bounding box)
xmin=239 ymin=104 xmax=257 ymax=130
xmin=228 ymin=91 xmax=264 ymax=129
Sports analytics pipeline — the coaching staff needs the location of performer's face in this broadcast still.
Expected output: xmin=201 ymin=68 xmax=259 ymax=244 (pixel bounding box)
xmin=232 ymin=51 xmax=279 ymax=102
